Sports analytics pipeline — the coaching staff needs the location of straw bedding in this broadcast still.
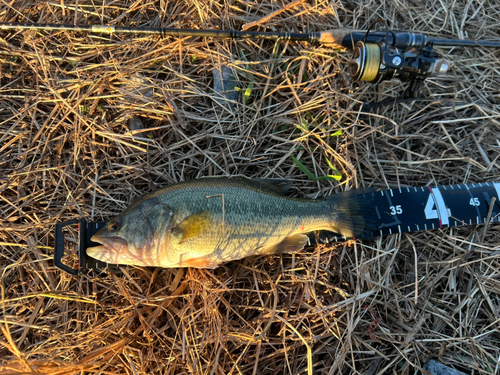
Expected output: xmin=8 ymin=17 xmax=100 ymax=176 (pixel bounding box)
xmin=1 ymin=1 xmax=499 ymax=374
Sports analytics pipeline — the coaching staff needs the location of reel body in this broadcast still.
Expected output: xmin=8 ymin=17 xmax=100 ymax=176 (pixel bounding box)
xmin=348 ymin=27 xmax=451 ymax=109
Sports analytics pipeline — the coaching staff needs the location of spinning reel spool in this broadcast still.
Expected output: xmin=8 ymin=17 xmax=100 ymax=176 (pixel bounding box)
xmin=348 ymin=20 xmax=451 ymax=110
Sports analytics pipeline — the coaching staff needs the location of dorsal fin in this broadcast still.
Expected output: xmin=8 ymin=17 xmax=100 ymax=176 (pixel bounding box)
xmin=248 ymin=178 xmax=294 ymax=195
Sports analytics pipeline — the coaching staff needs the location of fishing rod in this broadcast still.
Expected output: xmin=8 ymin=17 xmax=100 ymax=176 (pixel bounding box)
xmin=2 ymin=20 xmax=500 ymax=110
xmin=55 ymin=180 xmax=500 ymax=275
xmin=2 ymin=21 xmax=500 ymax=48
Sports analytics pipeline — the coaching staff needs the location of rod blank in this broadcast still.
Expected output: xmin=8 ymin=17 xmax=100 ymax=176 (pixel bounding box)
xmin=0 ymin=22 xmax=320 ymax=42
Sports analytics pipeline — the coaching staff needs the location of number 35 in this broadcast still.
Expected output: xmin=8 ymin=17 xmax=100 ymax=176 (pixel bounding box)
xmin=390 ymin=205 xmax=403 ymax=215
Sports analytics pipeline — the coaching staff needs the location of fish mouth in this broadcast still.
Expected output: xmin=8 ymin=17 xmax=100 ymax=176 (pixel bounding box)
xmin=87 ymin=235 xmax=128 ymax=264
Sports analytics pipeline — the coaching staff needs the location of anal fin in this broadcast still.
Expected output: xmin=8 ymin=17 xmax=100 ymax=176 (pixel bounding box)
xmin=261 ymin=233 xmax=309 ymax=254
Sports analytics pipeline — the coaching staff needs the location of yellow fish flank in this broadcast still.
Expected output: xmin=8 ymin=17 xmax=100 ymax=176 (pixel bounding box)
xmin=87 ymin=178 xmax=373 ymax=269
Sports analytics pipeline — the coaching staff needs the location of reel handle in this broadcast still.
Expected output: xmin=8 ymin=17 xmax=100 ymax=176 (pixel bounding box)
xmin=320 ymin=29 xmax=429 ymax=50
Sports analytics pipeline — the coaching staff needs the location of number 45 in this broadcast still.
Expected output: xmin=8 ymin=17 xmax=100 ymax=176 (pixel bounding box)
xmin=470 ymin=197 xmax=480 ymax=206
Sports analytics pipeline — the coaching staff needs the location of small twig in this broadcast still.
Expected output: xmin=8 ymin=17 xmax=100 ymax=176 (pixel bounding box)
xmin=241 ymin=0 xmax=307 ymax=30
xmin=405 ymin=234 xmax=419 ymax=305
xmin=274 ymin=314 xmax=313 ymax=375
xmin=480 ymin=196 xmax=496 ymax=244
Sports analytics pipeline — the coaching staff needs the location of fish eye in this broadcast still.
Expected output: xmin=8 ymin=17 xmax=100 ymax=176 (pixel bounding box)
xmin=109 ymin=221 xmax=120 ymax=231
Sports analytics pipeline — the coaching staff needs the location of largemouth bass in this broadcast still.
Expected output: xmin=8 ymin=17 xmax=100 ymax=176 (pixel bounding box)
xmin=87 ymin=178 xmax=375 ymax=268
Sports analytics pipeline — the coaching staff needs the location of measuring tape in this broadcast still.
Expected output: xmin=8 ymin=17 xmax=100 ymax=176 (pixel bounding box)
xmin=364 ymin=181 xmax=500 ymax=238
xmin=54 ymin=181 xmax=500 ymax=275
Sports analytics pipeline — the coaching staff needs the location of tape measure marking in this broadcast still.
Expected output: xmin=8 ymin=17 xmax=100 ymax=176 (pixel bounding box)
xmin=429 ymin=187 xmax=449 ymax=227
xmin=494 ymin=182 xmax=500 ymax=199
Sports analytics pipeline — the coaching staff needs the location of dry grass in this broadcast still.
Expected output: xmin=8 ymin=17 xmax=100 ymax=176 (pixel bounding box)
xmin=1 ymin=0 xmax=500 ymax=374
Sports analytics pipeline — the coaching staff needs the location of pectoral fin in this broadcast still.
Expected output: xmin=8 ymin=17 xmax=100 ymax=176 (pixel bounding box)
xmin=172 ymin=210 xmax=213 ymax=244
xmin=261 ymin=233 xmax=309 ymax=254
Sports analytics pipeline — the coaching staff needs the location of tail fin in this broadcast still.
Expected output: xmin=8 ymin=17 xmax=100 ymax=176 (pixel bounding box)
xmin=327 ymin=188 xmax=378 ymax=240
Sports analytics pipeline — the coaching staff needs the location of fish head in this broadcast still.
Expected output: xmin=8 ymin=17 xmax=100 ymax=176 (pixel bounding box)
xmin=87 ymin=197 xmax=175 ymax=267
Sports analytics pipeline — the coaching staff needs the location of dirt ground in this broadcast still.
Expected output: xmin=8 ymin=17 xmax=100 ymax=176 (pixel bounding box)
xmin=1 ymin=0 xmax=500 ymax=374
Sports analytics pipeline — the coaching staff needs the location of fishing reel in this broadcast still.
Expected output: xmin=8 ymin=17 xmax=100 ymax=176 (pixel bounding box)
xmin=349 ymin=20 xmax=451 ymax=110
